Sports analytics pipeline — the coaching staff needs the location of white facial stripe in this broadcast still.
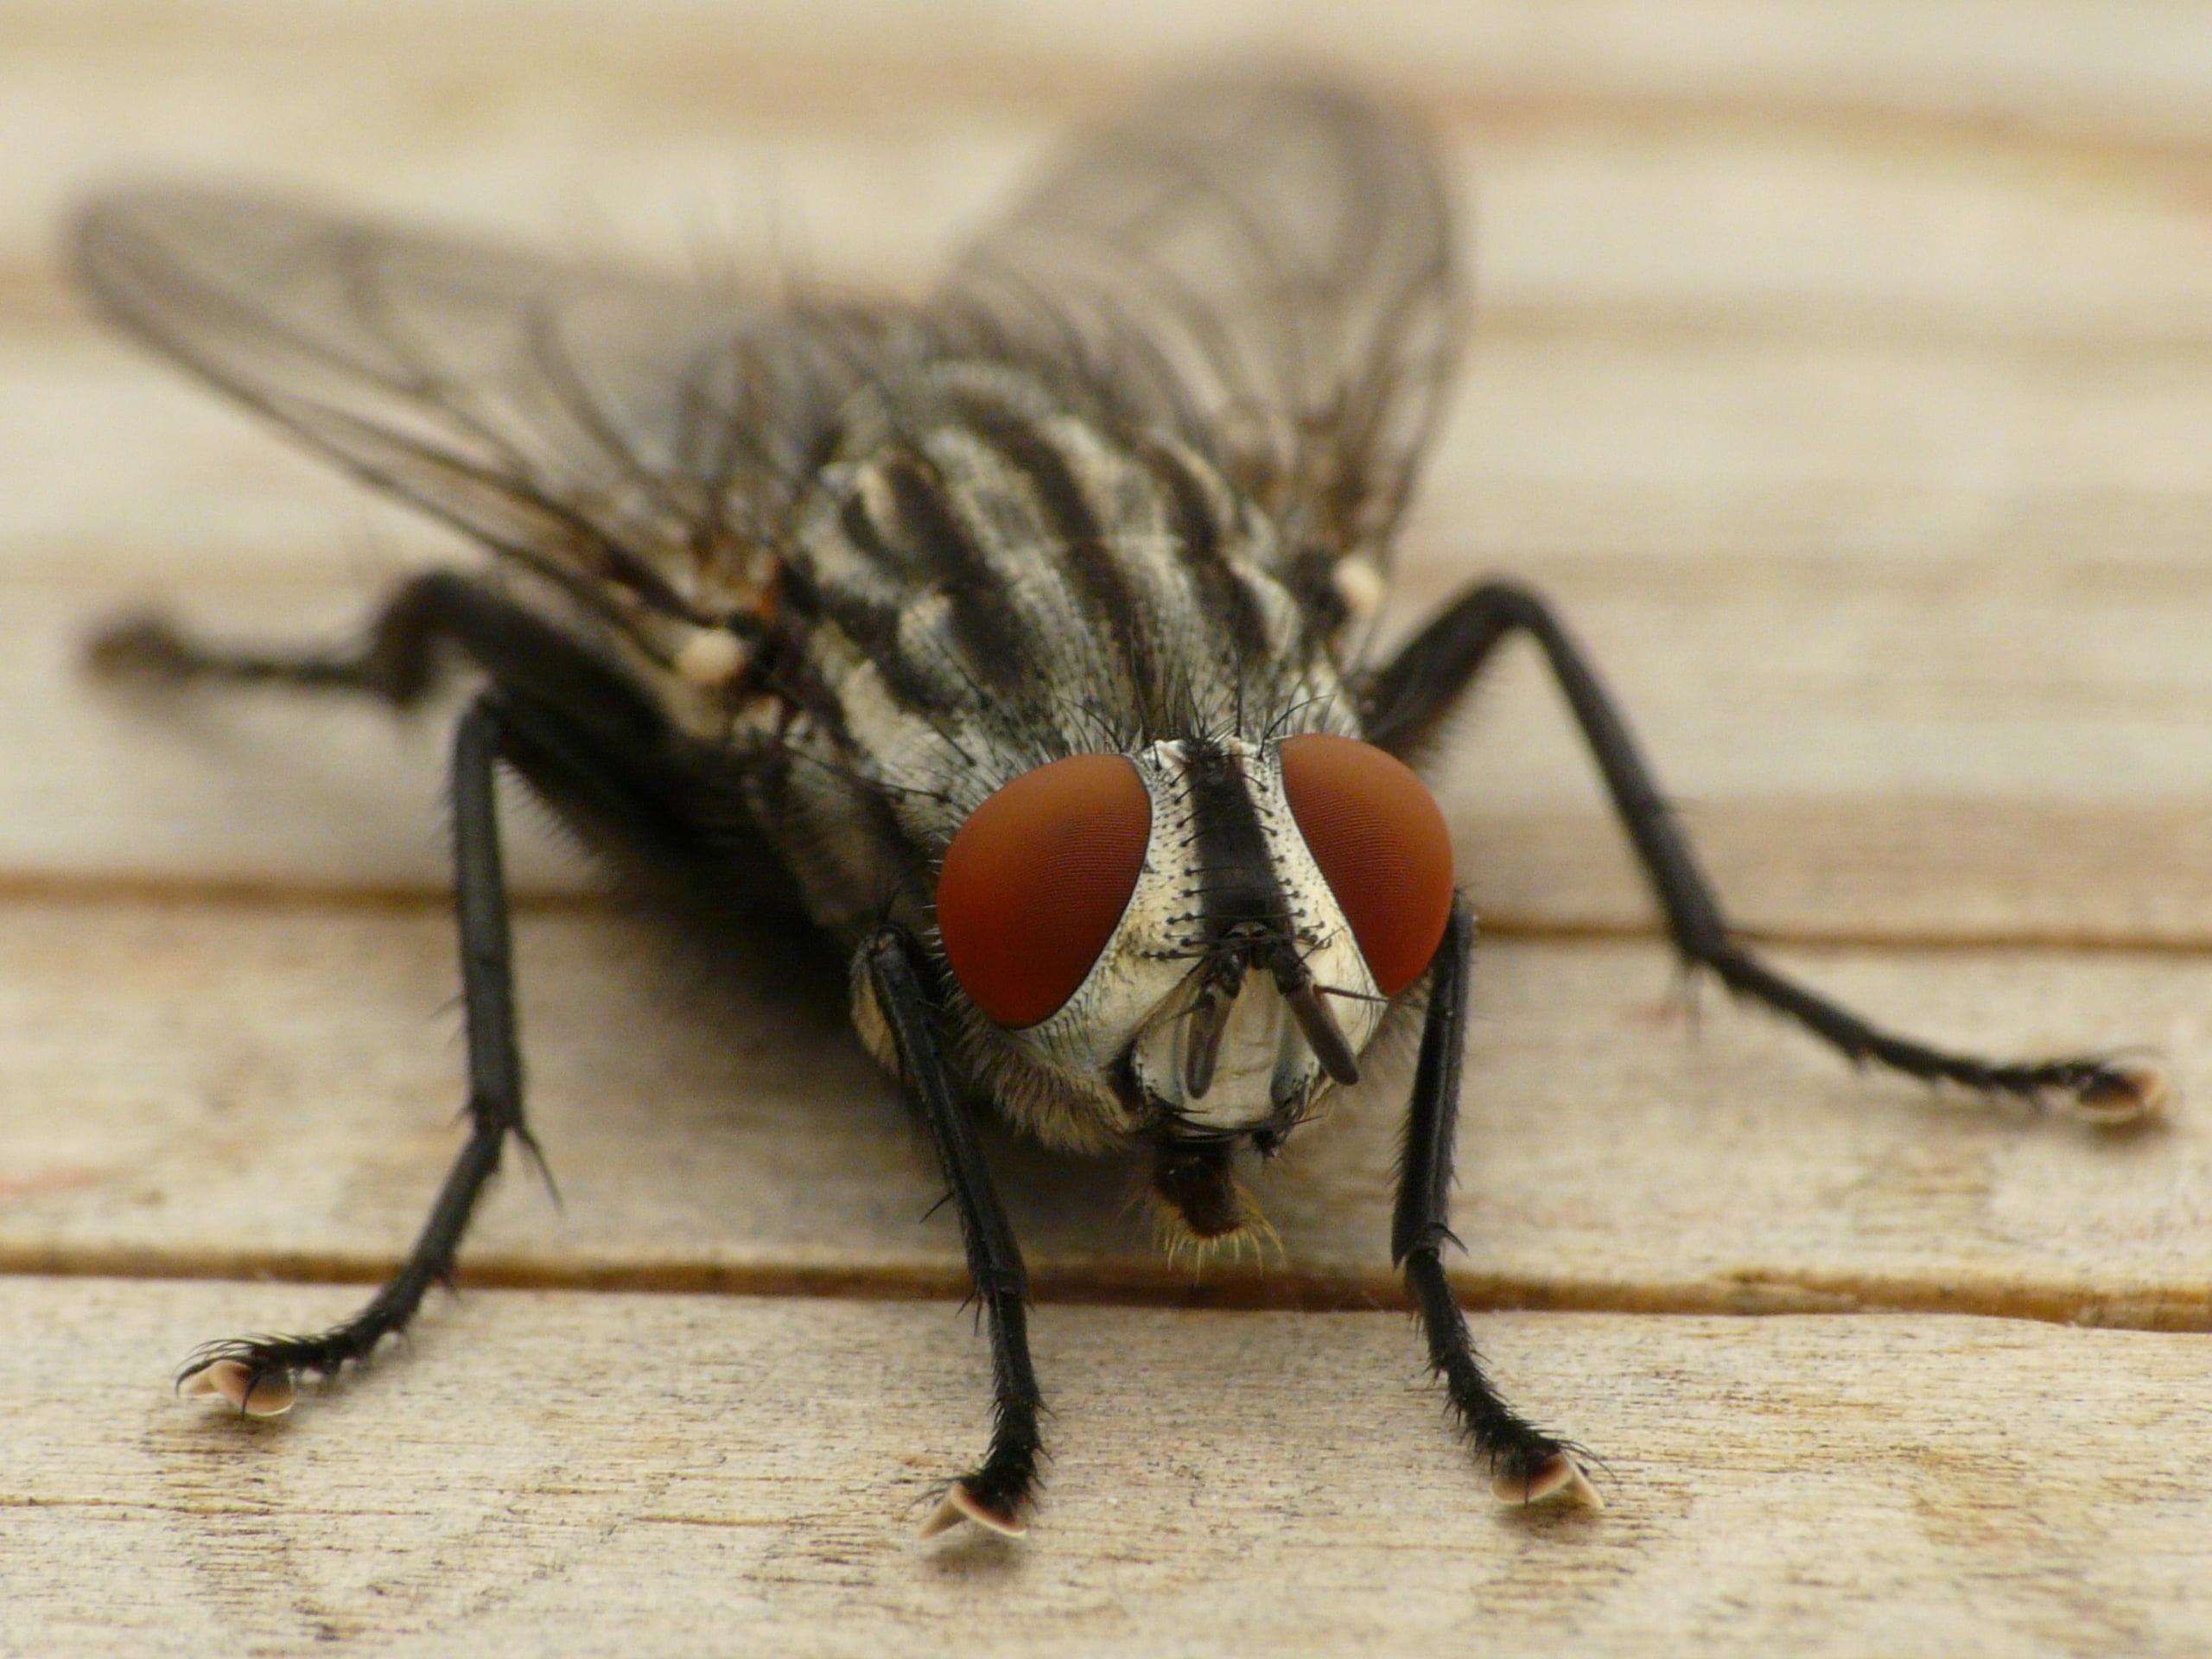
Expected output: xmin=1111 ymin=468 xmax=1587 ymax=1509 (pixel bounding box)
xmin=1017 ymin=737 xmax=1384 ymax=1135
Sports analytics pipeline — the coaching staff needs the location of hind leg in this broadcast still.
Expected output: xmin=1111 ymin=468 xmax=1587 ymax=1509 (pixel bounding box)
xmin=85 ymin=569 xmax=493 ymax=709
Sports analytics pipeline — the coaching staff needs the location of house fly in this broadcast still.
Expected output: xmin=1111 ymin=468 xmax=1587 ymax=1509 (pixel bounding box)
xmin=71 ymin=73 xmax=2168 ymax=1537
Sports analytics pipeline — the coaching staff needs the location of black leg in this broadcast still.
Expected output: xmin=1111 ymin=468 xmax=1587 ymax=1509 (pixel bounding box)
xmin=87 ymin=568 xmax=779 ymax=896
xmin=1366 ymin=580 xmax=2162 ymax=1122
xmin=89 ymin=569 xmax=694 ymax=765
xmin=88 ymin=569 xmax=477 ymax=708
xmin=176 ymin=694 xmax=543 ymax=1414
xmin=1395 ymin=897 xmax=1599 ymax=1508
xmin=862 ymin=925 xmax=1044 ymax=1539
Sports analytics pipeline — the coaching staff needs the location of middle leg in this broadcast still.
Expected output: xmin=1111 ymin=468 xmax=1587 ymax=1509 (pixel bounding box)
xmin=87 ymin=569 xmax=494 ymax=709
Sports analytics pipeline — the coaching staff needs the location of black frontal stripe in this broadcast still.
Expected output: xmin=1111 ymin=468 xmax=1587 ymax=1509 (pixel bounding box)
xmin=1183 ymin=741 xmax=1293 ymax=948
xmin=877 ymin=449 xmax=1027 ymax=690
xmin=1136 ymin=437 xmax=1273 ymax=660
xmin=964 ymin=407 xmax=1161 ymax=697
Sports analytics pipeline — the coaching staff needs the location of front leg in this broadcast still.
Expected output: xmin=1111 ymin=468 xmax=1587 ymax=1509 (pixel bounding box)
xmin=1396 ymin=896 xmax=1600 ymax=1508
xmin=861 ymin=925 xmax=1044 ymax=1537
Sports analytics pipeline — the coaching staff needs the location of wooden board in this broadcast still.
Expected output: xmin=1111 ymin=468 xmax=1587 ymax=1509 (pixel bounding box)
xmin=7 ymin=1281 xmax=2211 ymax=1656
xmin=3 ymin=902 xmax=2204 ymax=1326
xmin=9 ymin=563 xmax=2211 ymax=944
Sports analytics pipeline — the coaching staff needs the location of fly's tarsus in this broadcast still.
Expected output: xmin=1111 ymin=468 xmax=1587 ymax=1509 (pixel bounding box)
xmin=2066 ymin=1058 xmax=2173 ymax=1125
xmin=171 ymin=692 xmax=542 ymax=1426
xmin=85 ymin=571 xmax=474 ymax=709
xmin=1705 ymin=944 xmax=2171 ymax=1124
xmin=176 ymin=1341 xmax=302 ymax=1417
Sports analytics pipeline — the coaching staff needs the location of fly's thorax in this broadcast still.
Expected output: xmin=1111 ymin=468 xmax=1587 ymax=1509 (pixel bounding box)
xmin=997 ymin=734 xmax=1385 ymax=1140
xmin=765 ymin=360 xmax=1328 ymax=806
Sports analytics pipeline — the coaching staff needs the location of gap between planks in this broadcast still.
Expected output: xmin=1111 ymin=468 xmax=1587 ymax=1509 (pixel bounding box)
xmin=8 ymin=1241 xmax=2207 ymax=1336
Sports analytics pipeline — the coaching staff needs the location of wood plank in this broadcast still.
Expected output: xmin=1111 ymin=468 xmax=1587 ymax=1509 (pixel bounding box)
xmin=6 ymin=1280 xmax=2210 ymax=1655
xmin=3 ymin=902 xmax=2204 ymax=1319
xmin=14 ymin=0 xmax=2212 ymax=358
xmin=9 ymin=549 xmax=2209 ymax=943
xmin=9 ymin=21 xmax=2211 ymax=943
xmin=11 ymin=0 xmax=2212 ymax=183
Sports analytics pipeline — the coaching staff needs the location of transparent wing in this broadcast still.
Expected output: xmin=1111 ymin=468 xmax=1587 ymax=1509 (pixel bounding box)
xmin=936 ymin=73 xmax=1465 ymax=569
xmin=71 ymin=186 xmax=913 ymax=622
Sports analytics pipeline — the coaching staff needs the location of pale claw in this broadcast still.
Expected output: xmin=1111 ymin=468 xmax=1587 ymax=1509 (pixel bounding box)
xmin=2063 ymin=1060 xmax=2174 ymax=1128
xmin=180 ymin=1357 xmax=296 ymax=1417
xmin=1492 ymin=1451 xmax=1602 ymax=1510
xmin=918 ymin=1480 xmax=1028 ymax=1539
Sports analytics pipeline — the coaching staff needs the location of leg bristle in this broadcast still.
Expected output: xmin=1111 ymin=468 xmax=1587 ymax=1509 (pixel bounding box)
xmin=180 ymin=1357 xmax=296 ymax=1418
xmin=1491 ymin=1451 xmax=1602 ymax=1510
xmin=918 ymin=1481 xmax=1028 ymax=1540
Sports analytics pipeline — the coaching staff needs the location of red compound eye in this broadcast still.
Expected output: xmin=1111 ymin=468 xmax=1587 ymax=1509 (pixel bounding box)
xmin=937 ymin=753 xmax=1151 ymax=1028
xmin=1278 ymin=734 xmax=1454 ymax=997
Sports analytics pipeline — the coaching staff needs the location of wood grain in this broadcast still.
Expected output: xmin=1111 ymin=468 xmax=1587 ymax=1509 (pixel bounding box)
xmin=3 ymin=900 xmax=2204 ymax=1325
xmin=7 ymin=1280 xmax=2210 ymax=1656
xmin=14 ymin=4 xmax=2212 ymax=344
xmin=10 ymin=100 xmax=2212 ymax=339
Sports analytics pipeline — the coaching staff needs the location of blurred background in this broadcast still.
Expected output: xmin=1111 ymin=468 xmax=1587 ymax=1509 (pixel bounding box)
xmin=7 ymin=0 xmax=2210 ymax=945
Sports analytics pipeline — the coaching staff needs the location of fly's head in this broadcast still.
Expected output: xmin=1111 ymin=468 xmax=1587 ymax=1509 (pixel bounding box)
xmin=933 ymin=733 xmax=1455 ymax=1248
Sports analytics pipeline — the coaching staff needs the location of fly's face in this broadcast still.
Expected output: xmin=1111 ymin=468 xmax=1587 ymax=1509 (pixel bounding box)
xmin=935 ymin=733 xmax=1456 ymax=1239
